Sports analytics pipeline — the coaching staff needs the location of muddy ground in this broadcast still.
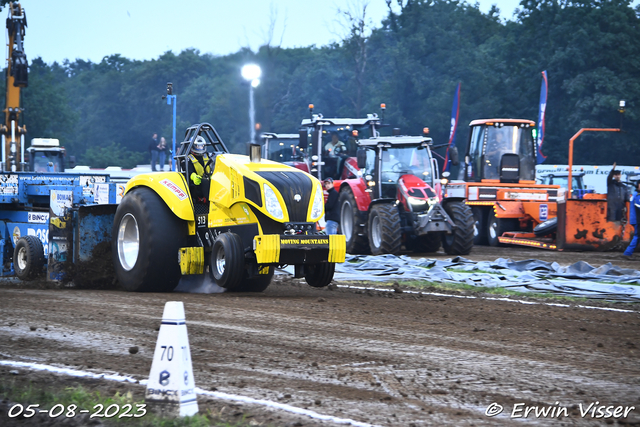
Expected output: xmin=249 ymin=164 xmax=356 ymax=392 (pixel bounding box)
xmin=0 ymin=246 xmax=639 ymax=426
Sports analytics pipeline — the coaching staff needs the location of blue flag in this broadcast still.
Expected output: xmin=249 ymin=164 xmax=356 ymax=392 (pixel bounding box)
xmin=536 ymin=71 xmax=548 ymax=163
xmin=444 ymin=82 xmax=460 ymax=173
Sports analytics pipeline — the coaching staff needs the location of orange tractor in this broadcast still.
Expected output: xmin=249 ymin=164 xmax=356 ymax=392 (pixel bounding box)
xmin=442 ymin=119 xmax=561 ymax=247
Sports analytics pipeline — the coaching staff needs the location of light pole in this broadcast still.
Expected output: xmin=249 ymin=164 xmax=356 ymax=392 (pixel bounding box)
xmin=241 ymin=64 xmax=261 ymax=143
xmin=162 ymin=82 xmax=177 ymax=171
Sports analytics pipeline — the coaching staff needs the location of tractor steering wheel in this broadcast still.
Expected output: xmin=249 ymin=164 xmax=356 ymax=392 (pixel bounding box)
xmin=392 ymin=162 xmax=412 ymax=173
xmin=204 ymin=156 xmax=214 ymax=175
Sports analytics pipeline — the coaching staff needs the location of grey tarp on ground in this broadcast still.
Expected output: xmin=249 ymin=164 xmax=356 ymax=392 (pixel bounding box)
xmin=332 ymin=255 xmax=640 ymax=302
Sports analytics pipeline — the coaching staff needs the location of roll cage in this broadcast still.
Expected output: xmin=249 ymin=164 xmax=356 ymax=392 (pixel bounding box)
xmin=175 ymin=123 xmax=229 ymax=181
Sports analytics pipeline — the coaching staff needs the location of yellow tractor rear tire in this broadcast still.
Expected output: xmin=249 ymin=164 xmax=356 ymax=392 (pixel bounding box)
xmin=112 ymin=187 xmax=187 ymax=292
xmin=209 ymin=232 xmax=245 ymax=290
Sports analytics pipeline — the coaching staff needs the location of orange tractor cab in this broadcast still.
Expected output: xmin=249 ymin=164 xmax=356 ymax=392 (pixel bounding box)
xmin=497 ymin=128 xmax=632 ymax=251
xmin=443 ymin=119 xmax=561 ymax=247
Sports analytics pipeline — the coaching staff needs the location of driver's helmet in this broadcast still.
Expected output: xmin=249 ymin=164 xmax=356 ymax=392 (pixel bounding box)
xmin=191 ymin=136 xmax=206 ymax=156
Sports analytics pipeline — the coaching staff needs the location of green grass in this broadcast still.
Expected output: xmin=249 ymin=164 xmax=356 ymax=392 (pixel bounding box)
xmin=0 ymin=380 xmax=252 ymax=427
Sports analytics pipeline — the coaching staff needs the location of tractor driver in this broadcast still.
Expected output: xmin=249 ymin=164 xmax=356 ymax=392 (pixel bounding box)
xmin=324 ymin=132 xmax=346 ymax=157
xmin=187 ymin=136 xmax=213 ymax=203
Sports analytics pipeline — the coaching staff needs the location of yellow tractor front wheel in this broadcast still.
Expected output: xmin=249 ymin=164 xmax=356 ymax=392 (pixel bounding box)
xmin=209 ymin=232 xmax=245 ymax=290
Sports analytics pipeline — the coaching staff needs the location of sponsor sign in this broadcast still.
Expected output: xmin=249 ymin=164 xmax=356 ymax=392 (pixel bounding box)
xmin=95 ymin=183 xmax=110 ymax=204
xmin=51 ymin=190 xmax=72 ymax=216
xmin=504 ymin=192 xmax=547 ymax=201
xmin=160 ymin=179 xmax=188 ymax=201
xmin=281 ymin=237 xmax=329 ymax=245
xmin=79 ymin=175 xmax=107 ymax=195
xmin=539 ymin=204 xmax=548 ymax=221
xmin=28 ymin=212 xmax=49 ymax=223
xmin=1 ymin=174 xmax=18 ymax=195
xmin=116 ymin=184 xmax=126 ymax=204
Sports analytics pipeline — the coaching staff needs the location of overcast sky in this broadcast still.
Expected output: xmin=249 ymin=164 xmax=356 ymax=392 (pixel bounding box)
xmin=20 ymin=0 xmax=537 ymax=65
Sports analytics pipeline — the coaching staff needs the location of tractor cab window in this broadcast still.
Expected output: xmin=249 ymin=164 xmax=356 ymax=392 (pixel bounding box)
xmin=30 ymin=150 xmax=64 ymax=172
xmin=381 ymin=146 xmax=432 ymax=182
xmin=379 ymin=146 xmax=433 ymax=198
xmin=265 ymin=138 xmax=300 ymax=162
xmin=320 ymin=124 xmax=373 ymax=158
xmin=545 ymin=175 xmax=584 ymax=190
xmin=318 ymin=125 xmax=370 ymax=180
xmin=363 ymin=147 xmax=376 ymax=175
xmin=467 ymin=126 xmax=484 ymax=181
xmin=483 ymin=125 xmax=535 ymax=180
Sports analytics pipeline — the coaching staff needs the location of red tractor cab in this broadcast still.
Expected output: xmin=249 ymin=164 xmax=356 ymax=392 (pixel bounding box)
xmin=298 ymin=109 xmax=383 ymax=183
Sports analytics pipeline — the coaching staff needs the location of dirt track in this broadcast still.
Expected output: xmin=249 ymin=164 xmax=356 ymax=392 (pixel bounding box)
xmin=1 ymin=246 xmax=639 ymax=426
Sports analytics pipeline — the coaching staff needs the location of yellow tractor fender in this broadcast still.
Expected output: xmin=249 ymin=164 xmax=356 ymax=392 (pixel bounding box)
xmin=125 ymin=172 xmax=195 ymax=222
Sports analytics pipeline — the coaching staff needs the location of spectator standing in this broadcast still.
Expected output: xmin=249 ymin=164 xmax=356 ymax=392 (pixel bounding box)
xmin=323 ymin=178 xmax=340 ymax=235
xmin=149 ymin=133 xmax=159 ymax=171
xmin=607 ymin=162 xmax=628 ymax=221
xmin=158 ymin=137 xmax=167 ymax=171
xmin=622 ymin=181 xmax=640 ymax=260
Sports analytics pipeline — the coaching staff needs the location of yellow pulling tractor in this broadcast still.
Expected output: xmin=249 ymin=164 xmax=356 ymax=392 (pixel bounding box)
xmin=111 ymin=123 xmax=346 ymax=292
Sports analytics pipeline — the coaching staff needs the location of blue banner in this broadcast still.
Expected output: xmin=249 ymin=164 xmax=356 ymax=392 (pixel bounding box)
xmin=444 ymin=82 xmax=460 ymax=173
xmin=536 ymin=71 xmax=548 ymax=163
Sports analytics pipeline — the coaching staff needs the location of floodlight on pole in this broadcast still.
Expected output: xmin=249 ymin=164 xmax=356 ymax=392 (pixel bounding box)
xmin=241 ymin=64 xmax=261 ymax=81
xmin=241 ymin=64 xmax=262 ymax=143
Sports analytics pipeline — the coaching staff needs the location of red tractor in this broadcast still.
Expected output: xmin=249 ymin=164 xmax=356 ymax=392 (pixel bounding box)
xmin=296 ymin=105 xmax=474 ymax=255
xmin=337 ymin=135 xmax=473 ymax=255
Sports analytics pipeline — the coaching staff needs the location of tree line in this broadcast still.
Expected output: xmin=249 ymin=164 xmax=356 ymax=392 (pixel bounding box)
xmin=4 ymin=0 xmax=639 ymax=168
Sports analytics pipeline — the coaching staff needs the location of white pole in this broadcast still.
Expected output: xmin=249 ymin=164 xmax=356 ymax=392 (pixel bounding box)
xmin=10 ymin=120 xmax=16 ymax=172
xmin=249 ymin=85 xmax=255 ymax=143
xmin=20 ymin=133 xmax=24 ymax=171
xmin=1 ymin=134 xmax=5 ymax=171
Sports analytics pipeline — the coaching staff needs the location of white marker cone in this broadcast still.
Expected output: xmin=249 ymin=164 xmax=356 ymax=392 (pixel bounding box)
xmin=145 ymin=301 xmax=198 ymax=417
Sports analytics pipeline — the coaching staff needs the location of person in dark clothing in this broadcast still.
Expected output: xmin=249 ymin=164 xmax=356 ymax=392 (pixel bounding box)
xmin=187 ymin=136 xmax=213 ymax=203
xmin=607 ymin=163 xmax=629 ymax=221
xmin=323 ymin=178 xmax=340 ymax=235
xmin=622 ymin=181 xmax=640 ymax=260
xmin=149 ymin=133 xmax=159 ymax=171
